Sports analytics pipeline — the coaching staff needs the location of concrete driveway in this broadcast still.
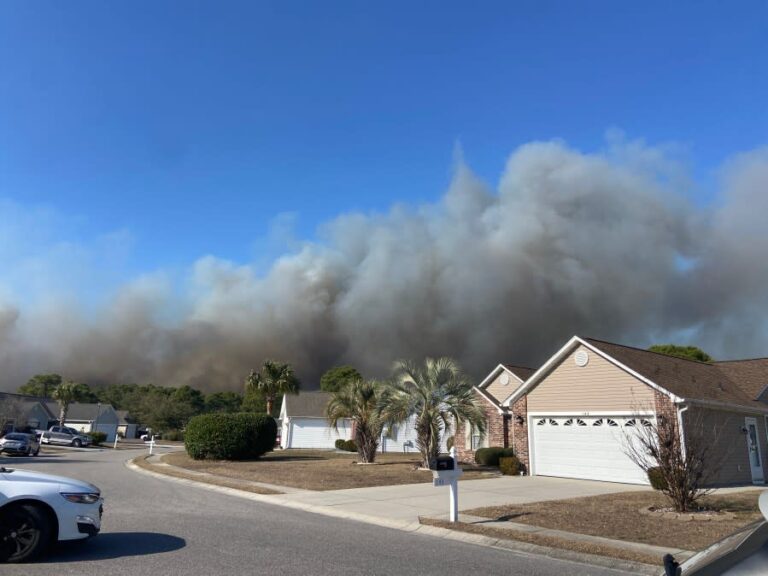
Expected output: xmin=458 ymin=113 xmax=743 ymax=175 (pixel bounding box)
xmin=269 ymin=475 xmax=650 ymax=524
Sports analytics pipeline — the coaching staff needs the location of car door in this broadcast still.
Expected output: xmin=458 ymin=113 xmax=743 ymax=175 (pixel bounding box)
xmin=51 ymin=426 xmax=67 ymax=444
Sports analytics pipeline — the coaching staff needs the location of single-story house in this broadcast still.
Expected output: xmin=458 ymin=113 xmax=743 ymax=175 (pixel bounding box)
xmin=0 ymin=392 xmax=58 ymax=432
xmin=116 ymin=410 xmax=138 ymax=439
xmin=280 ymin=392 xmax=449 ymax=453
xmin=380 ymin=415 xmax=450 ymax=454
xmin=280 ymin=392 xmax=353 ymax=449
xmin=63 ymin=403 xmax=120 ymax=442
xmin=498 ymin=336 xmax=768 ymax=486
xmin=455 ymin=364 xmax=535 ymax=463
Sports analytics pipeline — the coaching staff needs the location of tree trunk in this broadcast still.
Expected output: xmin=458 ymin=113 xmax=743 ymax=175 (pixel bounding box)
xmin=59 ymin=403 xmax=68 ymax=425
xmin=356 ymin=424 xmax=378 ymax=463
xmin=266 ymin=397 xmax=273 ymax=417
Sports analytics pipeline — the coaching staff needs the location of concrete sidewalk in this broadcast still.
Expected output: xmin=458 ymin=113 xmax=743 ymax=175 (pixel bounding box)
xmin=266 ymin=475 xmax=649 ymax=523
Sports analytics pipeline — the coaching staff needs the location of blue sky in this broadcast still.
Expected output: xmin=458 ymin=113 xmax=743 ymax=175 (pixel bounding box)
xmin=1 ymin=1 xmax=766 ymax=276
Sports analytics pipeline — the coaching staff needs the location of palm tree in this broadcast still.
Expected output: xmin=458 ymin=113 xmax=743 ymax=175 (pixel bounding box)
xmin=53 ymin=380 xmax=87 ymax=424
xmin=245 ymin=360 xmax=300 ymax=417
xmin=378 ymin=357 xmax=486 ymax=469
xmin=326 ymin=379 xmax=383 ymax=463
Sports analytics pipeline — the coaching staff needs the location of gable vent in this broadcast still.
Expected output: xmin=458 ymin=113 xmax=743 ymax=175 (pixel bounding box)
xmin=574 ymin=350 xmax=589 ymax=367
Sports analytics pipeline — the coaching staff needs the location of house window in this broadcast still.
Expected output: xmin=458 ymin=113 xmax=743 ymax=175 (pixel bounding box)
xmin=465 ymin=423 xmax=487 ymax=450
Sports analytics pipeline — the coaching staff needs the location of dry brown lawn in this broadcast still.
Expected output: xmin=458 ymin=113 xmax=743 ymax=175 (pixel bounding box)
xmin=466 ymin=490 xmax=762 ymax=551
xmin=163 ymin=449 xmax=496 ymax=491
xmin=134 ymin=454 xmax=280 ymax=495
xmin=419 ymin=517 xmax=661 ymax=566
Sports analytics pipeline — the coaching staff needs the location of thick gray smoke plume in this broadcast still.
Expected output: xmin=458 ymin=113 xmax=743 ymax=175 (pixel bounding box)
xmin=1 ymin=138 xmax=767 ymax=392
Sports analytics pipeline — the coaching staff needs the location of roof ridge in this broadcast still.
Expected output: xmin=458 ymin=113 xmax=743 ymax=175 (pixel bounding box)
xmin=584 ymin=336 xmax=715 ymax=366
xmin=715 ymin=357 xmax=768 ymax=364
xmin=503 ymin=363 xmax=535 ymax=371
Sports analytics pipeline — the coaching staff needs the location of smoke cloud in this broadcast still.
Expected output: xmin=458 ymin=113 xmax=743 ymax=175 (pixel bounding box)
xmin=1 ymin=137 xmax=767 ymax=392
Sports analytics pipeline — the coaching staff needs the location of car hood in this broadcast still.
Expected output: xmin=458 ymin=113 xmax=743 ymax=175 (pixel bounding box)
xmin=0 ymin=468 xmax=100 ymax=493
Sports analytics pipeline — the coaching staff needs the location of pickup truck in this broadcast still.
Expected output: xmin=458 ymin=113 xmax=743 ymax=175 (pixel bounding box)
xmin=40 ymin=426 xmax=92 ymax=447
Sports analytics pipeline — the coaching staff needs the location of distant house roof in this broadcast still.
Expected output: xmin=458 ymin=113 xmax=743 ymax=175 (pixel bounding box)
xmin=282 ymin=392 xmax=332 ymax=418
xmin=65 ymin=403 xmax=117 ymax=422
xmin=0 ymin=392 xmax=58 ymax=420
xmin=115 ymin=410 xmax=134 ymax=425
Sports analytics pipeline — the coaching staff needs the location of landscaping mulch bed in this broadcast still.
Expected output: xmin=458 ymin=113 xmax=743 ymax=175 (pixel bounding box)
xmin=163 ymin=450 xmax=495 ymax=491
xmin=466 ymin=490 xmax=762 ymax=551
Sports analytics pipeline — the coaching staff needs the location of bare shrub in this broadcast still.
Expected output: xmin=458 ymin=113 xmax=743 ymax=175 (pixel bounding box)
xmin=623 ymin=409 xmax=727 ymax=512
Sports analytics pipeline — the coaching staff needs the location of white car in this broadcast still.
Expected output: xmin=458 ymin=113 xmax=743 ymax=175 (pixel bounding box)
xmin=0 ymin=465 xmax=103 ymax=562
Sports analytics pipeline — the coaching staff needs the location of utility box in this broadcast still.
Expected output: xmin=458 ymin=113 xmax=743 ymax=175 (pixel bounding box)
xmin=432 ymin=455 xmax=455 ymax=471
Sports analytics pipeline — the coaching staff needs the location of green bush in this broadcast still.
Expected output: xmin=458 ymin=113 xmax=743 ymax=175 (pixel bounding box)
xmin=86 ymin=431 xmax=107 ymax=446
xmin=647 ymin=467 xmax=668 ymax=490
xmin=474 ymin=447 xmax=515 ymax=467
xmin=164 ymin=429 xmax=185 ymax=442
xmin=184 ymin=412 xmax=277 ymax=460
xmin=499 ymin=456 xmax=522 ymax=476
xmin=335 ymin=439 xmax=347 ymax=450
xmin=341 ymin=439 xmax=357 ymax=452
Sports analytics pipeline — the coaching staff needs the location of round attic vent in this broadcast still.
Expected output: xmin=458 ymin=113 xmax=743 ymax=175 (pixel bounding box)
xmin=500 ymin=373 xmax=510 ymax=386
xmin=574 ymin=350 xmax=589 ymax=367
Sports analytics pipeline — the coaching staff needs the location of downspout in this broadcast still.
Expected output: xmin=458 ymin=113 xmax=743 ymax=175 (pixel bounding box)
xmin=676 ymin=403 xmax=689 ymax=460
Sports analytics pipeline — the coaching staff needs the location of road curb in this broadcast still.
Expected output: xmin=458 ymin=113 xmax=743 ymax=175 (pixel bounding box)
xmin=127 ymin=456 xmax=659 ymax=575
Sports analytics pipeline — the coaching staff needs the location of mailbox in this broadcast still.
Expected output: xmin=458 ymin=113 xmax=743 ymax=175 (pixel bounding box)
xmin=432 ymin=455 xmax=455 ymax=471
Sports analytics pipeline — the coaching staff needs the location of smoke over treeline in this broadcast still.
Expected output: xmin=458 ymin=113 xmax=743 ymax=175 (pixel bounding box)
xmin=2 ymin=138 xmax=767 ymax=392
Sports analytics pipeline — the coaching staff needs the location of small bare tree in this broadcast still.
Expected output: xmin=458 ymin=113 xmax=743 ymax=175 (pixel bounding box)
xmin=623 ymin=409 xmax=727 ymax=513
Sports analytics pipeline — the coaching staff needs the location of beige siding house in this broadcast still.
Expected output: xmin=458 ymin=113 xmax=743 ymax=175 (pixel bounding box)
xmin=502 ymin=336 xmax=768 ymax=486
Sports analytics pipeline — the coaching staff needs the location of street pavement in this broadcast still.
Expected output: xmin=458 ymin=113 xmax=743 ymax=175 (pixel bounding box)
xmin=2 ymin=448 xmax=643 ymax=575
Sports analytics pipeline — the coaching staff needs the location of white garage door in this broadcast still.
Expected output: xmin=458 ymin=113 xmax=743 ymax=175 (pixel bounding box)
xmin=288 ymin=418 xmax=351 ymax=449
xmin=531 ymin=416 xmax=653 ymax=484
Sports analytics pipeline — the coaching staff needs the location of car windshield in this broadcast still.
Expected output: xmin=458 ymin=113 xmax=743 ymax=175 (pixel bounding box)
xmin=3 ymin=434 xmax=28 ymax=441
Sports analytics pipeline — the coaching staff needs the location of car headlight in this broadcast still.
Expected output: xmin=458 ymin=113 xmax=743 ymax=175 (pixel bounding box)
xmin=61 ymin=492 xmax=101 ymax=504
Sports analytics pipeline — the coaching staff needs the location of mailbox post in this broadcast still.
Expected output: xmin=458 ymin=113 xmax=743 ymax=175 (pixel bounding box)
xmin=431 ymin=446 xmax=462 ymax=522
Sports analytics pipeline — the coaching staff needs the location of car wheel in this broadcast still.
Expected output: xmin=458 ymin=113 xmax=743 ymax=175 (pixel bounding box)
xmin=25 ymin=448 xmax=31 ymax=456
xmin=0 ymin=504 xmax=52 ymax=563
xmin=33 ymin=448 xmax=40 ymax=456
xmin=72 ymin=439 xmax=82 ymax=448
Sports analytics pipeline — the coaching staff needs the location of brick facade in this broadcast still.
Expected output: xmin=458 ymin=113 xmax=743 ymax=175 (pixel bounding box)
xmin=455 ymin=395 xmax=509 ymax=463
xmin=510 ymin=396 xmax=529 ymax=472
xmin=653 ymin=389 xmax=678 ymax=437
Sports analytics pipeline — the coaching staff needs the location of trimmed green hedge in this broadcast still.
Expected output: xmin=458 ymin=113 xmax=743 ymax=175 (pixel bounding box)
xmin=185 ymin=412 xmax=277 ymax=460
xmin=86 ymin=431 xmax=107 ymax=446
xmin=499 ymin=456 xmax=522 ymax=476
xmin=647 ymin=467 xmax=668 ymax=490
xmin=474 ymin=447 xmax=515 ymax=467
xmin=335 ymin=438 xmax=357 ymax=452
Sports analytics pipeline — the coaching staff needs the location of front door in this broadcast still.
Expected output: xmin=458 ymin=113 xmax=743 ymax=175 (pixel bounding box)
xmin=745 ymin=417 xmax=764 ymax=484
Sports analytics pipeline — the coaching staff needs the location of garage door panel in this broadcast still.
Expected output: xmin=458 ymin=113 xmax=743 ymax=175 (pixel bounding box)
xmin=289 ymin=419 xmax=351 ymax=449
xmin=532 ymin=416 xmax=651 ymax=484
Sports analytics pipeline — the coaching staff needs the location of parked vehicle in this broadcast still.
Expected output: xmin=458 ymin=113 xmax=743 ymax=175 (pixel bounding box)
xmin=40 ymin=426 xmax=91 ymax=447
xmin=0 ymin=466 xmax=103 ymax=562
xmin=0 ymin=433 xmax=40 ymax=456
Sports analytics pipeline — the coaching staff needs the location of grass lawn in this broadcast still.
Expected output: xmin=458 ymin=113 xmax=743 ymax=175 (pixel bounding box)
xmin=133 ymin=454 xmax=280 ymax=494
xmin=163 ymin=449 xmax=496 ymax=491
xmin=465 ymin=490 xmax=762 ymax=551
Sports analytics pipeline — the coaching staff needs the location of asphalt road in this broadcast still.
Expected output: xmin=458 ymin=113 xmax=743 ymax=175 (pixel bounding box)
xmin=2 ymin=447 xmax=641 ymax=576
